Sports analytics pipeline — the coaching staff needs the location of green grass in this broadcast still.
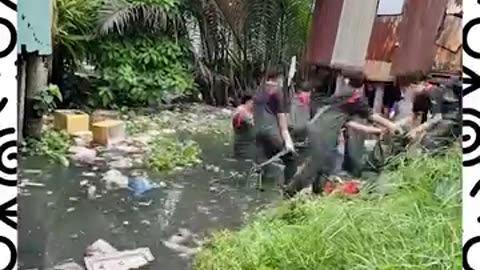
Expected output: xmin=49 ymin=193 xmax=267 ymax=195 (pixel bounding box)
xmin=194 ymin=147 xmax=461 ymax=270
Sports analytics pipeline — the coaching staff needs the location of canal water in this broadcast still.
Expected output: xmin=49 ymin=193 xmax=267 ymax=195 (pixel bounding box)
xmin=18 ymin=133 xmax=281 ymax=270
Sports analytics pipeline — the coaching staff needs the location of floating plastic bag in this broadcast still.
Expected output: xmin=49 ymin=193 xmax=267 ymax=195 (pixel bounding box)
xmin=127 ymin=177 xmax=159 ymax=197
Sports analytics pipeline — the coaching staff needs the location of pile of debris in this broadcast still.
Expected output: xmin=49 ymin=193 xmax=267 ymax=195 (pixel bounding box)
xmin=51 ymin=239 xmax=154 ymax=270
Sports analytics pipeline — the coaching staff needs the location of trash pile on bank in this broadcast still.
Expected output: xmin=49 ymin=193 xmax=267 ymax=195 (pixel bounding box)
xmin=34 ymin=104 xmax=231 ymax=173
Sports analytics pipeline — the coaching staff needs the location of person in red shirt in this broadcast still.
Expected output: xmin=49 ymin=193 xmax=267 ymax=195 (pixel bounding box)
xmin=232 ymin=95 xmax=255 ymax=159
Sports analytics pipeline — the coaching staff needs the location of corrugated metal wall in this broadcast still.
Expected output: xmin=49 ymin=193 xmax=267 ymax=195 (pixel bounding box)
xmin=432 ymin=0 xmax=462 ymax=72
xmin=306 ymin=0 xmax=460 ymax=78
xmin=306 ymin=0 xmax=344 ymax=65
xmin=330 ymin=0 xmax=378 ymax=70
xmin=364 ymin=15 xmax=402 ymax=81
xmin=367 ymin=16 xmax=402 ymax=62
xmin=391 ymin=0 xmax=448 ymax=76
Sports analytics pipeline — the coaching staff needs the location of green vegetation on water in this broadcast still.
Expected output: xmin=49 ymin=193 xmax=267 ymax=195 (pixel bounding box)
xmin=146 ymin=136 xmax=202 ymax=173
xmin=26 ymin=130 xmax=72 ymax=166
xmin=195 ymin=147 xmax=461 ymax=270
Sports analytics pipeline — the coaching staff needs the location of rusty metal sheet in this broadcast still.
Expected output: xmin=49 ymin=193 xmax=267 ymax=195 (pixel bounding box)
xmin=435 ymin=15 xmax=461 ymax=52
xmin=331 ymin=0 xmax=378 ymax=69
xmin=366 ymin=16 xmax=402 ymax=62
xmin=306 ymin=0 xmax=344 ymax=65
xmin=391 ymin=0 xmax=448 ymax=76
xmin=432 ymin=46 xmax=461 ymax=72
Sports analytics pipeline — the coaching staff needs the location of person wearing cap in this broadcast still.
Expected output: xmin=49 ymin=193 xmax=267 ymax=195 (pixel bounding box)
xmin=283 ymin=71 xmax=403 ymax=198
xmin=254 ymin=68 xmax=298 ymax=185
xmin=232 ymin=94 xmax=255 ymax=159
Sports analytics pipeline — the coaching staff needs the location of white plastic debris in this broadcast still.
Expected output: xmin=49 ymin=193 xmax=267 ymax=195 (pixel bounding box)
xmin=162 ymin=228 xmax=201 ymax=257
xmin=87 ymin=185 xmax=96 ymax=200
xmin=102 ymin=169 xmax=128 ymax=190
xmin=82 ymin=172 xmax=96 ymax=177
xmin=80 ymin=180 xmax=89 ymax=187
xmin=162 ymin=241 xmax=200 ymax=257
xmin=84 ymin=240 xmax=154 ymax=270
xmin=85 ymin=239 xmax=118 ymax=257
xmin=70 ymin=146 xmax=97 ymax=164
xmin=52 ymin=259 xmax=84 ymax=270
xmin=108 ymin=159 xmax=133 ymax=169
xmin=19 ymin=180 xmax=45 ymax=188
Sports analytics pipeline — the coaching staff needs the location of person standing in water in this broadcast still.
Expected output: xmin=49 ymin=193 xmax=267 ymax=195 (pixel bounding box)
xmin=283 ymin=71 xmax=403 ymax=198
xmin=254 ymin=68 xmax=297 ymax=185
xmin=232 ymin=94 xmax=256 ymax=159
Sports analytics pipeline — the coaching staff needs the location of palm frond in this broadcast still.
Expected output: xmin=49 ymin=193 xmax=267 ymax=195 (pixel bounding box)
xmin=97 ymin=0 xmax=132 ymax=35
xmin=97 ymin=0 xmax=179 ymax=35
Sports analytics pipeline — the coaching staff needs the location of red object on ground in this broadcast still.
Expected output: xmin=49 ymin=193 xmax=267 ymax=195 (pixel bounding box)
xmin=324 ymin=181 xmax=360 ymax=195
xmin=324 ymin=181 xmax=334 ymax=194
xmin=343 ymin=182 xmax=360 ymax=194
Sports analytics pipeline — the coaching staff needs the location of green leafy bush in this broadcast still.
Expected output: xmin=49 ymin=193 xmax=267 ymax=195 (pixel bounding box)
xmin=91 ymin=35 xmax=194 ymax=107
xmin=53 ymin=0 xmax=99 ymax=69
xmin=26 ymin=130 xmax=72 ymax=166
xmin=147 ymin=136 xmax=202 ymax=172
xmin=195 ymin=147 xmax=461 ymax=270
xmin=32 ymin=84 xmax=63 ymax=118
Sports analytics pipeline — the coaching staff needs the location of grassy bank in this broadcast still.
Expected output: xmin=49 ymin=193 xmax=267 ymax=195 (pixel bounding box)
xmin=195 ymin=147 xmax=461 ymax=270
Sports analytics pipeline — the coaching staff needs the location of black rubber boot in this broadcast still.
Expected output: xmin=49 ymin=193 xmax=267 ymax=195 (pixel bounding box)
xmin=312 ymin=174 xmax=328 ymax=195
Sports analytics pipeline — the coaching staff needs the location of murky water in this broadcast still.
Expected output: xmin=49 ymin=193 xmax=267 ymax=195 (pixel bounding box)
xmin=18 ymin=133 xmax=281 ymax=270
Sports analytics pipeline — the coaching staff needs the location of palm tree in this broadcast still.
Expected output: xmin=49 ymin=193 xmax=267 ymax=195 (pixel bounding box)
xmin=184 ymin=0 xmax=313 ymax=105
xmin=95 ymin=0 xmax=313 ymax=105
xmin=51 ymin=0 xmax=99 ymax=87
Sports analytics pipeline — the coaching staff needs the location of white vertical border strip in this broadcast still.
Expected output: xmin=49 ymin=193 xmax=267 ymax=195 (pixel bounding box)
xmin=463 ymin=1 xmax=480 ymax=269
xmin=0 ymin=0 xmax=18 ymax=269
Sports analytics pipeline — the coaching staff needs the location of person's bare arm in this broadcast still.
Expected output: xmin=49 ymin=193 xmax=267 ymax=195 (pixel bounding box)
xmin=407 ymin=114 xmax=442 ymax=139
xmin=345 ymin=121 xmax=383 ymax=135
xmin=369 ymin=113 xmax=402 ymax=134
xmin=277 ymin=113 xmax=295 ymax=152
xmin=277 ymin=113 xmax=289 ymax=134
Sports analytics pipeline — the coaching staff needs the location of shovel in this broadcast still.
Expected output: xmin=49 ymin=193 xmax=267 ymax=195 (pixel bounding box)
xmin=248 ymin=148 xmax=295 ymax=191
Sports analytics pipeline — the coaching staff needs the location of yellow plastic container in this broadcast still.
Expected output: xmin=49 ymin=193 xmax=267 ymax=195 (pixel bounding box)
xmin=53 ymin=110 xmax=90 ymax=134
xmin=92 ymin=120 xmax=125 ymax=145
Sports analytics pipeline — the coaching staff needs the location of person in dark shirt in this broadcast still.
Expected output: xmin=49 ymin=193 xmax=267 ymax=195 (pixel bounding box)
xmin=407 ymin=77 xmax=461 ymax=151
xmin=412 ymin=83 xmax=433 ymax=124
xmin=254 ymin=68 xmax=297 ymax=185
xmin=232 ymin=94 xmax=255 ymax=159
xmin=289 ymin=82 xmax=311 ymax=142
xmin=283 ymin=72 xmax=402 ymax=198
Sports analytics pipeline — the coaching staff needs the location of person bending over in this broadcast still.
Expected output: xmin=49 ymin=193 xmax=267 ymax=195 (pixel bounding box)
xmin=283 ymin=71 xmax=402 ymax=198
xmin=254 ymin=68 xmax=297 ymax=185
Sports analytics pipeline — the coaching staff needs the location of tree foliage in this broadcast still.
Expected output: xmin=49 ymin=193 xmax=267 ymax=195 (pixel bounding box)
xmin=52 ymin=0 xmax=99 ymax=69
xmin=184 ymin=0 xmax=313 ymax=104
xmin=91 ymin=35 xmax=194 ymax=107
xmin=52 ymin=0 xmax=314 ymax=107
